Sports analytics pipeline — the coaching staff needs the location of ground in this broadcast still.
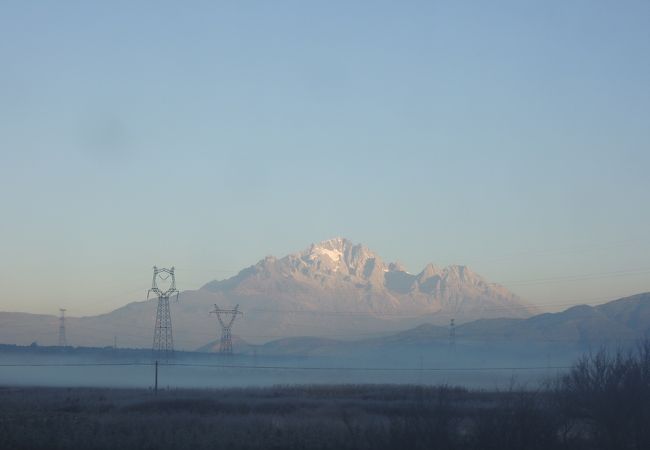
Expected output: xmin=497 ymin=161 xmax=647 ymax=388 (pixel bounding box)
xmin=0 ymin=384 xmax=595 ymax=450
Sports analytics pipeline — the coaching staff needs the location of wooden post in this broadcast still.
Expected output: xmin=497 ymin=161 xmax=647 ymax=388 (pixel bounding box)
xmin=154 ymin=360 xmax=158 ymax=394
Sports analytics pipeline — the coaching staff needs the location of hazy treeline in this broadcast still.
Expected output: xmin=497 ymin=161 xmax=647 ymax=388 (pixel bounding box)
xmin=0 ymin=340 xmax=648 ymax=450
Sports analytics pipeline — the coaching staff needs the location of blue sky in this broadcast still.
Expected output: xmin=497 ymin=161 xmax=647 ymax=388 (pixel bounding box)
xmin=1 ymin=1 xmax=649 ymax=315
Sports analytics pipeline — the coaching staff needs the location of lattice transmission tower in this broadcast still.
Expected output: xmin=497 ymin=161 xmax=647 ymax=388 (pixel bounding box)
xmin=210 ymin=304 xmax=243 ymax=354
xmin=58 ymin=308 xmax=67 ymax=347
xmin=148 ymin=266 xmax=179 ymax=359
xmin=449 ymin=318 xmax=456 ymax=349
xmin=448 ymin=294 xmax=460 ymax=352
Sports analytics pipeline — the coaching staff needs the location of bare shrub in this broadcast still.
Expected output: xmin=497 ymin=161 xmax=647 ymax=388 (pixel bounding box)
xmin=558 ymin=339 xmax=650 ymax=450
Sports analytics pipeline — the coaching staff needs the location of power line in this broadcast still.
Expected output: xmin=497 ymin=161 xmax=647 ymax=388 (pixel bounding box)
xmin=168 ymin=363 xmax=572 ymax=372
xmin=75 ymin=262 xmax=650 ymax=312
xmin=7 ymin=293 xmax=640 ymax=345
xmin=462 ymin=237 xmax=650 ymax=264
xmin=4 ymin=289 xmax=645 ymax=349
xmin=495 ymin=267 xmax=650 ymax=287
xmin=0 ymin=362 xmax=571 ymax=371
xmin=14 ymin=268 xmax=647 ymax=321
xmin=242 ymin=292 xmax=645 ymax=317
xmin=4 ymin=293 xmax=627 ymax=330
xmin=0 ymin=362 xmax=152 ymax=367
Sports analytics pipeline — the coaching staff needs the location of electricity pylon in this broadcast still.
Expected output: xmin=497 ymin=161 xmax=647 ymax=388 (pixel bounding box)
xmin=449 ymin=318 xmax=456 ymax=350
xmin=210 ymin=304 xmax=242 ymax=354
xmin=58 ymin=308 xmax=67 ymax=347
xmin=148 ymin=266 xmax=179 ymax=360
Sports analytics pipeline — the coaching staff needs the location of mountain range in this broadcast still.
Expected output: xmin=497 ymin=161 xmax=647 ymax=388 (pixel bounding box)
xmin=202 ymin=237 xmax=533 ymax=317
xmin=3 ymin=238 xmax=642 ymax=352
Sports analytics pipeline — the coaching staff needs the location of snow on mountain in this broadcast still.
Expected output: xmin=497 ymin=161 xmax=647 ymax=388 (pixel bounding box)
xmin=202 ymin=237 xmax=535 ymax=323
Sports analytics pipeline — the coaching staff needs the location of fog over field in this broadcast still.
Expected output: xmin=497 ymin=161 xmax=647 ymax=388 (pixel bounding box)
xmin=2 ymin=292 xmax=648 ymax=389
xmin=0 ymin=349 xmax=570 ymax=390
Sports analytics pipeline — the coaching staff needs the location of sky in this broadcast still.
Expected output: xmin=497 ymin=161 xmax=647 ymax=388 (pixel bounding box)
xmin=1 ymin=0 xmax=649 ymax=316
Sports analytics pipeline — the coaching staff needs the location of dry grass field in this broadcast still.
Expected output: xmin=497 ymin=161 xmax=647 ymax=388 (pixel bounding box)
xmin=1 ymin=342 xmax=648 ymax=450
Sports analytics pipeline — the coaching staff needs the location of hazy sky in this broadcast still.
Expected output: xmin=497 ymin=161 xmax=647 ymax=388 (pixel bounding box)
xmin=1 ymin=1 xmax=649 ymax=316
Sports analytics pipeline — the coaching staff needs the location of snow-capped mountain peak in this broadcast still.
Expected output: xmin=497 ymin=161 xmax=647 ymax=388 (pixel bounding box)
xmin=201 ymin=238 xmax=536 ymax=324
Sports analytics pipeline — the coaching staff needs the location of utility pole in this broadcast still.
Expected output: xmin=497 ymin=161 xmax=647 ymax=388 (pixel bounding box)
xmin=58 ymin=308 xmax=68 ymax=347
xmin=449 ymin=318 xmax=456 ymax=350
xmin=154 ymin=360 xmax=159 ymax=394
xmin=210 ymin=304 xmax=243 ymax=355
xmin=148 ymin=266 xmax=179 ymax=361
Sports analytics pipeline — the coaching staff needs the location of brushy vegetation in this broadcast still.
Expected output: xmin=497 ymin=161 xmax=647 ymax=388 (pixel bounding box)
xmin=1 ymin=340 xmax=649 ymax=450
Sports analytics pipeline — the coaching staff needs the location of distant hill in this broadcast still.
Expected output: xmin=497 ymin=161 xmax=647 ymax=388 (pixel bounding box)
xmin=456 ymin=292 xmax=650 ymax=345
xmin=248 ymin=292 xmax=650 ymax=357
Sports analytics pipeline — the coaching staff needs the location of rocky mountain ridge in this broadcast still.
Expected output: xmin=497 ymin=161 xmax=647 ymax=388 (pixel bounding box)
xmin=203 ymin=237 xmax=533 ymax=318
